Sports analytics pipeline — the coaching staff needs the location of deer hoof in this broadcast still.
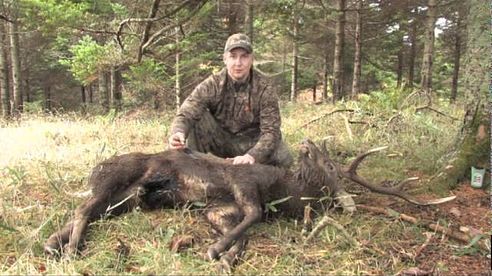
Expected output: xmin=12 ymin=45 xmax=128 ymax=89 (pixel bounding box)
xmin=207 ymin=246 xmax=220 ymax=260
xmin=62 ymin=244 xmax=79 ymax=257
xmin=44 ymin=244 xmax=60 ymax=257
xmin=216 ymin=256 xmax=233 ymax=275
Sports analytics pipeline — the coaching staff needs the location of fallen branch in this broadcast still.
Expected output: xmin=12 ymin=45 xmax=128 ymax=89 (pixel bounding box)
xmin=414 ymin=232 xmax=433 ymax=260
xmin=301 ymin=109 xmax=355 ymax=128
xmin=415 ymin=105 xmax=459 ymax=121
xmin=304 ymin=214 xmax=360 ymax=247
xmin=357 ymin=204 xmax=489 ymax=251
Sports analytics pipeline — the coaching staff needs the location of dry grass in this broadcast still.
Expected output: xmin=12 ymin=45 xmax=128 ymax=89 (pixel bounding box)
xmin=0 ymin=93 xmax=474 ymax=275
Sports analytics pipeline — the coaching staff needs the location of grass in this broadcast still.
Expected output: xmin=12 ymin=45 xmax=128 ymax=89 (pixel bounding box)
xmin=0 ymin=91 xmax=473 ymax=274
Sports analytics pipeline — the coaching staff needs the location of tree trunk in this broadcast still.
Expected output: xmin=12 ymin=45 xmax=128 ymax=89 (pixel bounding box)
xmin=0 ymin=22 xmax=10 ymax=119
xmin=88 ymin=83 xmax=94 ymax=104
xmin=450 ymin=11 xmax=463 ymax=103
xmin=175 ymin=25 xmax=181 ymax=112
xmin=226 ymin=4 xmax=238 ymax=34
xmin=44 ymin=86 xmax=51 ymax=112
xmin=332 ymin=0 xmax=345 ymax=102
xmin=420 ymin=0 xmax=437 ymax=94
xmin=322 ymin=52 xmax=328 ymax=102
xmin=428 ymin=0 xmax=489 ymax=191
xmin=244 ymin=0 xmax=254 ymax=43
xmin=24 ymin=75 xmax=30 ymax=103
xmin=138 ymin=0 xmax=161 ymax=62
xmin=99 ymin=71 xmax=109 ymax=112
xmin=110 ymin=66 xmax=122 ymax=111
xmin=406 ymin=20 xmax=417 ymax=89
xmin=9 ymin=16 xmax=22 ymax=115
xmin=81 ymin=85 xmax=86 ymax=114
xmin=350 ymin=0 xmax=362 ymax=98
xmin=290 ymin=6 xmax=299 ymax=102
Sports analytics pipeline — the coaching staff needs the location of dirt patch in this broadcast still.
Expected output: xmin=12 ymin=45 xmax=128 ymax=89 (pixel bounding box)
xmin=363 ymin=181 xmax=491 ymax=275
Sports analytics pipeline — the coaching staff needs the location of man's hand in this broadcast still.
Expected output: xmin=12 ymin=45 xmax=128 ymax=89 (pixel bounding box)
xmin=227 ymin=154 xmax=255 ymax=165
xmin=168 ymin=132 xmax=186 ymax=149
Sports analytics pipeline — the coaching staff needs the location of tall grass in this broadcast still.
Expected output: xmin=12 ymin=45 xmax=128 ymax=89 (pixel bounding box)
xmin=0 ymin=91 xmax=467 ymax=274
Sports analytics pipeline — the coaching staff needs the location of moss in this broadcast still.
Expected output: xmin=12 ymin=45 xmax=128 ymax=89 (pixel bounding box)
xmin=428 ymin=109 xmax=490 ymax=193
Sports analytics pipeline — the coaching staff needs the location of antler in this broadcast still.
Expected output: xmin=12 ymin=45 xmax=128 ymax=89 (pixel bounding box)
xmin=338 ymin=146 xmax=456 ymax=206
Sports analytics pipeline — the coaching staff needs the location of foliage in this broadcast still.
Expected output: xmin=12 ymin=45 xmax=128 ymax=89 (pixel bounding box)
xmin=59 ymin=36 xmax=110 ymax=84
xmin=123 ymin=59 xmax=169 ymax=107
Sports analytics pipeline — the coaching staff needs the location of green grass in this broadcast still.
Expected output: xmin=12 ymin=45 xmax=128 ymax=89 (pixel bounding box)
xmin=0 ymin=91 xmax=472 ymax=274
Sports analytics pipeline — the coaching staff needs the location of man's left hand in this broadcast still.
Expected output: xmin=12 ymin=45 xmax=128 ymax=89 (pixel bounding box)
xmin=228 ymin=154 xmax=255 ymax=165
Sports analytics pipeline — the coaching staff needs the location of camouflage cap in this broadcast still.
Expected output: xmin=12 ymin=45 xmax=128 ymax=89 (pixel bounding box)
xmin=224 ymin=33 xmax=253 ymax=54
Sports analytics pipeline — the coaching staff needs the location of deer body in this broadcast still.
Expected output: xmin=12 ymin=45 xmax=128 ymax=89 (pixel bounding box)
xmin=45 ymin=141 xmax=341 ymax=266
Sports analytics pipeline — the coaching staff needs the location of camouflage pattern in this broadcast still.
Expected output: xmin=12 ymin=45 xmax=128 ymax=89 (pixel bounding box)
xmin=170 ymin=68 xmax=293 ymax=168
xmin=224 ymin=33 xmax=253 ymax=53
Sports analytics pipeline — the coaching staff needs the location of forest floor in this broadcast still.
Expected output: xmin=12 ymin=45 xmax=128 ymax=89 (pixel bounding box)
xmin=357 ymin=180 xmax=491 ymax=275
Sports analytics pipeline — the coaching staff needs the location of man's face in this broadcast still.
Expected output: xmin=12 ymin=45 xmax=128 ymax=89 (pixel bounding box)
xmin=223 ymin=48 xmax=253 ymax=82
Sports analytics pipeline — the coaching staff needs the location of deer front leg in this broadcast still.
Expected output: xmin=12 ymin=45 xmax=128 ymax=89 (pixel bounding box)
xmin=205 ymin=201 xmax=246 ymax=272
xmin=207 ymin=198 xmax=261 ymax=260
xmin=44 ymin=221 xmax=75 ymax=256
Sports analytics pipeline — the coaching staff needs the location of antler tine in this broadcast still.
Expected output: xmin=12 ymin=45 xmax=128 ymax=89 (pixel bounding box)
xmin=341 ymin=147 xmax=456 ymax=206
xmin=321 ymin=140 xmax=329 ymax=155
xmin=346 ymin=146 xmax=388 ymax=174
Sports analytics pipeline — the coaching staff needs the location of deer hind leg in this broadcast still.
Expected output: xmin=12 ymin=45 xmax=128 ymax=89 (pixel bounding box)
xmin=207 ymin=187 xmax=262 ymax=261
xmin=45 ymin=191 xmax=138 ymax=257
xmin=205 ymin=201 xmax=246 ymax=271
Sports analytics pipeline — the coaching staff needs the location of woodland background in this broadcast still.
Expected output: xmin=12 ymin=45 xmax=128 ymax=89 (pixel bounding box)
xmin=0 ymin=0 xmax=488 ymax=114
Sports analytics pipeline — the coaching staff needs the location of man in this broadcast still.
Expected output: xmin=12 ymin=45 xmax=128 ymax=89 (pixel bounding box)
xmin=168 ymin=33 xmax=293 ymax=168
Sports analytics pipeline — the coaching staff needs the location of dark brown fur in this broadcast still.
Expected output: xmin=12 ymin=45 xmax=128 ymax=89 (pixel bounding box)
xmin=44 ymin=140 xmax=340 ymax=267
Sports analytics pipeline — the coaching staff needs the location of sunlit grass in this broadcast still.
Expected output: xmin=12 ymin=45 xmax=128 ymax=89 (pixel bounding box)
xmin=0 ymin=92 xmax=467 ymax=274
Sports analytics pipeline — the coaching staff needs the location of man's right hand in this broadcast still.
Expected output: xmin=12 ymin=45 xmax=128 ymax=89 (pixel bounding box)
xmin=168 ymin=132 xmax=186 ymax=149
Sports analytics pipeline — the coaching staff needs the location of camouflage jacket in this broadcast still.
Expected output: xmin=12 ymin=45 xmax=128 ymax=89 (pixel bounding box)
xmin=170 ymin=68 xmax=282 ymax=163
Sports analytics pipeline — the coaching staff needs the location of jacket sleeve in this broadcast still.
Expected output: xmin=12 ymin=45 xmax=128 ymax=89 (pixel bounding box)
xmin=170 ymin=76 xmax=217 ymax=137
xmin=246 ymin=85 xmax=281 ymax=163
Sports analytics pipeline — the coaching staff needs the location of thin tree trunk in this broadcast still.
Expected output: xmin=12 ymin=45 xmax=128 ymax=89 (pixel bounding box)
xmin=226 ymin=4 xmax=238 ymax=34
xmin=175 ymin=25 xmax=181 ymax=112
xmin=44 ymin=86 xmax=51 ymax=112
xmin=420 ymin=0 xmax=437 ymax=94
xmin=396 ymin=48 xmax=403 ymax=89
xmin=99 ymin=71 xmax=109 ymax=112
xmin=114 ymin=69 xmax=122 ymax=110
xmin=406 ymin=20 xmax=417 ymax=90
xmin=24 ymin=75 xmax=30 ymax=102
xmin=245 ymin=0 xmax=254 ymax=43
xmin=351 ymin=0 xmax=362 ymax=97
xmin=450 ymin=11 xmax=463 ymax=103
xmin=290 ymin=6 xmax=299 ymax=102
xmin=322 ymin=52 xmax=328 ymax=102
xmin=110 ymin=66 xmax=121 ymax=110
xmin=80 ymin=86 xmax=86 ymax=114
xmin=0 ymin=22 xmax=10 ymax=119
xmin=81 ymin=86 xmax=86 ymax=103
xmin=9 ymin=16 xmax=22 ymax=114
xmin=88 ymin=83 xmax=93 ymax=104
xmin=332 ymin=0 xmax=346 ymax=102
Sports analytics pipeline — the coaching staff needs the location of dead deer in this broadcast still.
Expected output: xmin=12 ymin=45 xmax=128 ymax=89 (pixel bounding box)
xmin=44 ymin=139 xmax=454 ymax=270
